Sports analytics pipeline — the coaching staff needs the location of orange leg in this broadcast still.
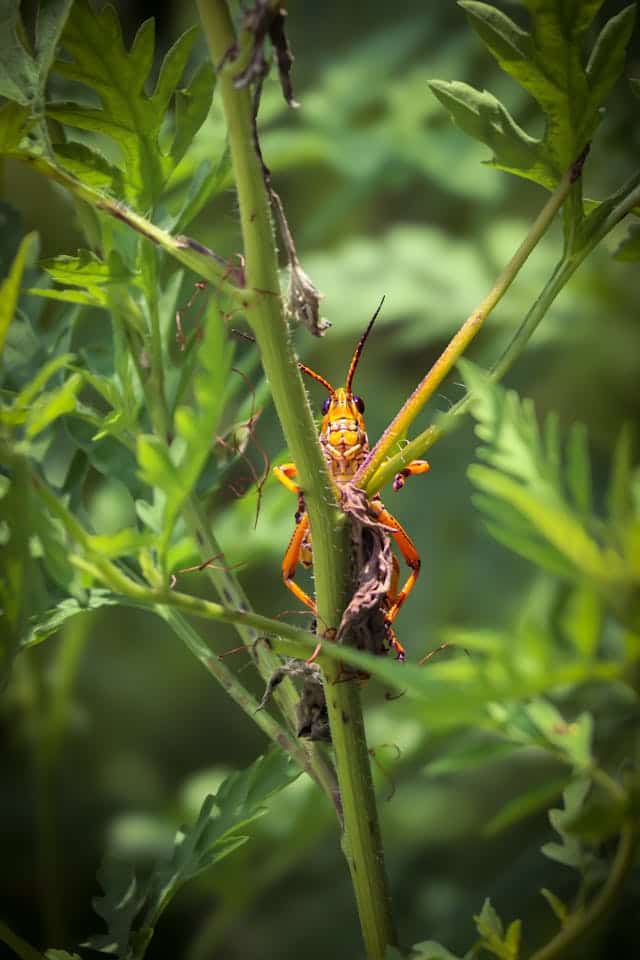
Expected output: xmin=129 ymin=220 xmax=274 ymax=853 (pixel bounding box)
xmin=273 ymin=462 xmax=301 ymax=495
xmin=281 ymin=511 xmax=316 ymax=612
xmin=370 ymin=502 xmax=421 ymax=628
xmin=392 ymin=459 xmax=430 ymax=492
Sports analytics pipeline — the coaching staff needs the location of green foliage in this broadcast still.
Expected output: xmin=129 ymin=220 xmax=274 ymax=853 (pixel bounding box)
xmin=431 ymin=1 xmax=636 ymax=187
xmin=49 ymin=0 xmax=214 ymax=209
xmin=85 ymin=749 xmax=300 ymax=960
xmin=1 ymin=1 xmax=639 ymax=959
xmin=461 ymin=360 xmax=639 ymax=617
xmin=473 ymin=899 xmax=521 ymax=960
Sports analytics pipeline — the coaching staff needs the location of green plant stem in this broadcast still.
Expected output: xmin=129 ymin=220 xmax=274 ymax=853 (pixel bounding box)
xmin=197 ymin=2 xmax=397 ymax=952
xmin=365 ymin=174 xmax=640 ymax=494
xmin=13 ymin=153 xmax=244 ymax=299
xmin=528 ymin=822 xmax=639 ymax=960
xmin=356 ymin=153 xmax=584 ymax=495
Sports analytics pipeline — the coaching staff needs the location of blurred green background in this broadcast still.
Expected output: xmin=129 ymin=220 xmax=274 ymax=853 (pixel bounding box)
xmin=2 ymin=2 xmax=639 ymax=958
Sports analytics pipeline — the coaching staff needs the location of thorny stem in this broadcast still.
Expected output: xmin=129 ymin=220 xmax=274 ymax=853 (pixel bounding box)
xmin=356 ymin=148 xmax=589 ymax=496
xmin=197 ymin=1 xmax=397 ymax=954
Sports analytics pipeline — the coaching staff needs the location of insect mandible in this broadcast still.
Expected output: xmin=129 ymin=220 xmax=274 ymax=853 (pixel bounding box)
xmin=273 ymin=300 xmax=430 ymax=661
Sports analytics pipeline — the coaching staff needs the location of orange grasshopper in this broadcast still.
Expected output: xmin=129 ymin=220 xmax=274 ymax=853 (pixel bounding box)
xmin=273 ymin=302 xmax=430 ymax=661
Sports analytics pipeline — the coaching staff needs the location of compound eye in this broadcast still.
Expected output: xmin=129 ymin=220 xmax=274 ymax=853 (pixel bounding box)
xmin=353 ymin=395 xmax=365 ymax=414
xmin=321 ymin=397 xmax=331 ymax=415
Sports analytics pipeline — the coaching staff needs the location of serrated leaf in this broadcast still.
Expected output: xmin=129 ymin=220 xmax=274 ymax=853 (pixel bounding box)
xmin=86 ymin=749 xmax=299 ymax=958
xmin=585 ymin=6 xmax=636 ymax=117
xmin=462 ymin=361 xmax=631 ymax=592
xmin=442 ymin=1 xmax=635 ymax=189
xmin=0 ymin=0 xmax=73 ymax=105
xmin=52 ymin=141 xmax=123 ymax=190
xmin=137 ymin=299 xmax=230 ymax=565
xmin=25 ymin=286 xmax=107 ymax=306
xmin=541 ymin=775 xmax=591 ymax=871
xmin=429 ymin=79 xmax=554 ymax=188
xmin=41 ymin=249 xmax=133 ymax=288
xmin=525 ymin=701 xmax=593 ymax=768
xmin=22 ymin=590 xmax=119 ymax=648
xmin=0 ymin=231 xmax=37 ymax=358
xmin=52 ymin=2 xmax=213 ymax=208
xmin=25 ymin=372 xmax=83 ymax=437
xmin=170 ymin=61 xmax=216 ymax=167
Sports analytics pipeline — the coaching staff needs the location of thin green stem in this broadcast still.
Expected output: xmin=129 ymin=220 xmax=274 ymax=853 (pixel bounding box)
xmin=13 ymin=153 xmax=245 ymax=299
xmin=196 ymin=2 xmax=397 ymax=952
xmin=356 ymin=153 xmax=585 ymax=495
xmin=528 ymin=822 xmax=639 ymax=960
xmin=365 ymin=173 xmax=640 ymax=494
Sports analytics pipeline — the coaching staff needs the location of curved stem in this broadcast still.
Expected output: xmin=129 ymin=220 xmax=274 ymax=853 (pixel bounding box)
xmin=356 ymin=152 xmax=585 ymax=494
xmin=366 ymin=176 xmax=640 ymax=494
xmin=528 ymin=822 xmax=639 ymax=960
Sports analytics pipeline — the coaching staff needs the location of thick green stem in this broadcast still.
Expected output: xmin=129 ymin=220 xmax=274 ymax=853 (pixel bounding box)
xmin=196 ymin=1 xmax=397 ymax=952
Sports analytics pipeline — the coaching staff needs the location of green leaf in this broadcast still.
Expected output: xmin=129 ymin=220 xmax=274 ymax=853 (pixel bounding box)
xmin=426 ymin=737 xmax=519 ymax=775
xmin=51 ymin=141 xmax=123 ymax=190
xmin=474 ymin=898 xmax=521 ymax=959
xmin=0 ymin=231 xmax=37 ymax=358
xmin=566 ymin=422 xmax=592 ymax=515
xmin=52 ymin=2 xmax=214 ymax=208
xmin=137 ymin=299 xmax=230 ymax=564
xmin=167 ymin=149 xmax=232 ymax=233
xmin=86 ymin=749 xmax=300 ymax=957
xmin=474 ymin=898 xmax=503 ymax=945
xmin=0 ymin=0 xmax=73 ymax=105
xmin=0 ymin=454 xmax=32 ymax=681
xmin=0 ymin=100 xmax=34 ymax=153
xmin=411 ymin=943 xmax=464 ymax=960
xmin=22 ymin=590 xmax=119 ymax=648
xmin=41 ymin=249 xmax=133 ymax=287
xmin=585 ymin=5 xmax=636 ymax=118
xmin=440 ymin=1 xmax=635 ymax=188
xmin=606 ymin=423 xmax=634 ymax=526
xmin=540 ymin=887 xmax=568 ymax=924
xmin=461 ymin=360 xmax=631 ymax=591
xmin=429 ymin=79 xmax=554 ymax=188
xmin=561 ymin=586 xmax=602 ymax=659
xmin=541 ymin=776 xmax=591 ymax=870
xmin=25 ymin=372 xmax=83 ymax=437
xmin=484 ymin=776 xmax=570 ymax=835
xmin=525 ymin=701 xmax=593 ymax=768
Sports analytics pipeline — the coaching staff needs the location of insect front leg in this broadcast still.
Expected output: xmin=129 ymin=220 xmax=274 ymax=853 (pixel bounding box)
xmin=392 ymin=459 xmax=430 ymax=492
